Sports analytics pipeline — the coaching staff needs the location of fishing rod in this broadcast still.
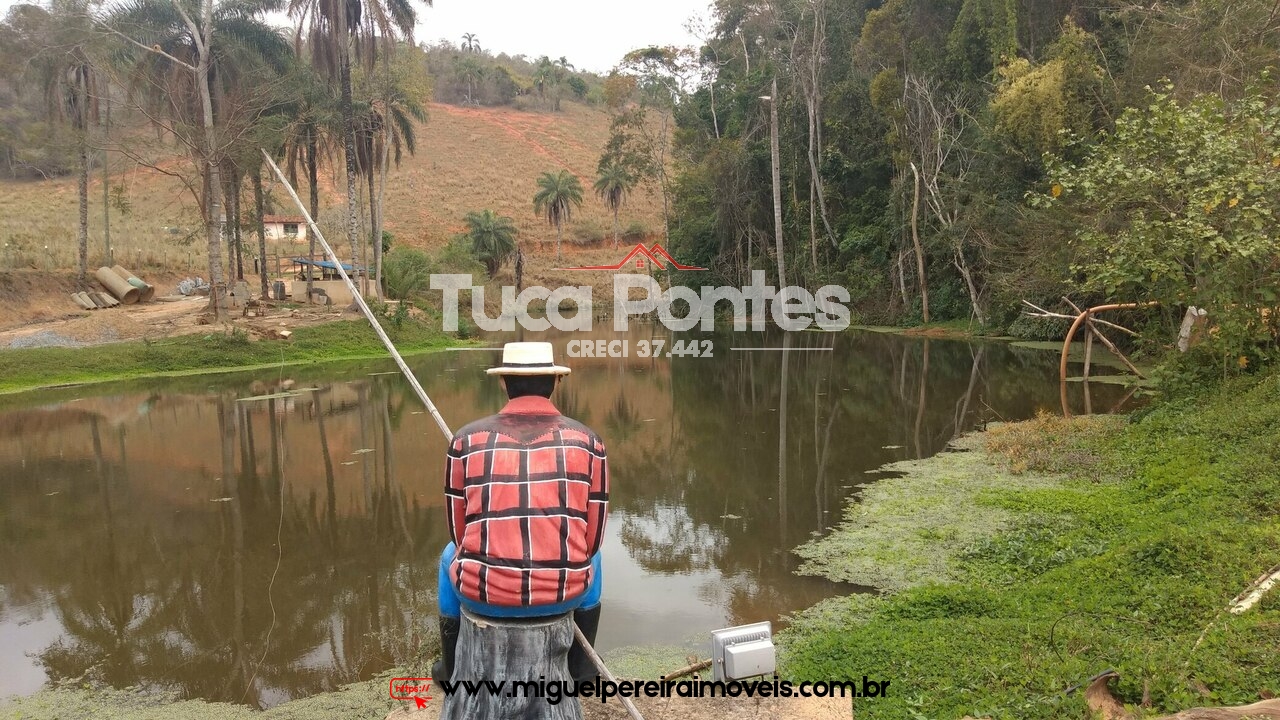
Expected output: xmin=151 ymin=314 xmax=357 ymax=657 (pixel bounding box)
xmin=259 ymin=149 xmax=646 ymax=720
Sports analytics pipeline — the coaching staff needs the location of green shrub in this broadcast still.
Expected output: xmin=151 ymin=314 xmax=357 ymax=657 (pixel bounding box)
xmin=436 ymin=236 xmax=485 ymax=276
xmin=382 ymin=248 xmax=433 ymax=300
xmin=570 ymin=218 xmax=608 ymax=244
xmin=622 ymin=221 xmax=648 ymax=241
xmin=1042 ymin=84 xmax=1280 ymax=360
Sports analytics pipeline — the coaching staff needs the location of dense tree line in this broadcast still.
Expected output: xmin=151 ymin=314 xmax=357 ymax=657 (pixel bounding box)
xmin=420 ymin=40 xmax=602 ymax=110
xmin=655 ymin=0 xmax=1280 ymax=359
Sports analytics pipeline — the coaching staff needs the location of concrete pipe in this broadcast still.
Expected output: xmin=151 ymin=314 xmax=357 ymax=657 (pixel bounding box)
xmin=96 ymin=266 xmax=140 ymax=304
xmin=71 ymin=293 xmax=95 ymax=310
xmin=112 ymin=265 xmax=155 ymax=302
xmin=86 ymin=292 xmax=108 ymax=309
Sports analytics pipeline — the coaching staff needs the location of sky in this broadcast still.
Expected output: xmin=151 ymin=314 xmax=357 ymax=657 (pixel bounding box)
xmin=0 ymin=0 xmax=710 ymax=75
xmin=413 ymin=0 xmax=709 ymax=73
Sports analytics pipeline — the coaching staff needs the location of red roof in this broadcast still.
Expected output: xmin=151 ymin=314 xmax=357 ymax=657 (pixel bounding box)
xmin=556 ymin=243 xmax=707 ymax=271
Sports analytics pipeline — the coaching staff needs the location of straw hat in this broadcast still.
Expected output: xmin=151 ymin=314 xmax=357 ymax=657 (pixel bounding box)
xmin=486 ymin=342 xmax=572 ymax=376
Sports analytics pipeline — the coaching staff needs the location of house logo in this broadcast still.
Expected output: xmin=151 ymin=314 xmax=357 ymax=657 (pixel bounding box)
xmin=557 ymin=243 xmax=707 ymax=272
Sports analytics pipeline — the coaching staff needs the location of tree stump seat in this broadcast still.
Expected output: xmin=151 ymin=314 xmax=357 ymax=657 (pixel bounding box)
xmin=439 ymin=608 xmax=583 ymax=720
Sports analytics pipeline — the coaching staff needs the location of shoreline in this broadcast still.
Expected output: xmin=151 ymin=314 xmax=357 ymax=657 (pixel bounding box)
xmin=0 ymin=317 xmax=1106 ymax=398
xmin=0 ymin=317 xmax=470 ymax=396
xmin=780 ymin=371 xmax=1280 ymax=718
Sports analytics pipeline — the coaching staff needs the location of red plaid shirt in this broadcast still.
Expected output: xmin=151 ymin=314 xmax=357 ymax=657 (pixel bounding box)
xmin=444 ymin=395 xmax=609 ymax=608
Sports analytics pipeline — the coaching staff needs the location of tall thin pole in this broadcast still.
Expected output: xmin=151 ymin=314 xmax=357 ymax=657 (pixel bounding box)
xmin=102 ymin=91 xmax=112 ymax=267
xmin=769 ymin=77 xmax=786 ymax=288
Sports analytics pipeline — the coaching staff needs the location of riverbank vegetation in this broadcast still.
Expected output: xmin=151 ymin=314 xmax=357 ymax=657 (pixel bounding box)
xmin=782 ymin=369 xmax=1280 ymax=718
xmin=656 ymin=0 xmax=1280 ymax=363
xmin=0 ymin=315 xmax=458 ymax=394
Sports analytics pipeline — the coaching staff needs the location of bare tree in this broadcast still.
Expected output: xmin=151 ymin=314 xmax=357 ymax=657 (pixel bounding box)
xmin=795 ymin=0 xmax=838 ymax=273
xmin=908 ymin=161 xmax=929 ymax=323
xmin=769 ymin=76 xmax=786 ymax=288
xmin=100 ymin=0 xmax=284 ymax=317
xmin=113 ymin=0 xmax=229 ymax=314
xmin=901 ymin=73 xmax=985 ymax=326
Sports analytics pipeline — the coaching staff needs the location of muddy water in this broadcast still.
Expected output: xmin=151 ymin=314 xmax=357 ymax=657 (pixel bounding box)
xmin=0 ymin=327 xmax=1133 ymax=707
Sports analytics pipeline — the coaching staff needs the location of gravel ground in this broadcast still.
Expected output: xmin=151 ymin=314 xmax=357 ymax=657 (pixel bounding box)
xmin=7 ymin=330 xmax=88 ymax=349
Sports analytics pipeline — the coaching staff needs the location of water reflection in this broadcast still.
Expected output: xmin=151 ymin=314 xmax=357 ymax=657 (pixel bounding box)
xmin=0 ymin=327 xmax=1131 ymax=706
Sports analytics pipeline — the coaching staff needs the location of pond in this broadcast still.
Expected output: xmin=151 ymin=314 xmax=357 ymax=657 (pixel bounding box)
xmin=0 ymin=326 xmax=1134 ymax=707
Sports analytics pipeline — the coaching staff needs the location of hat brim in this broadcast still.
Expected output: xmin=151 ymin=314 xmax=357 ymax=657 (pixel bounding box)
xmin=486 ymin=365 xmax=571 ymax=376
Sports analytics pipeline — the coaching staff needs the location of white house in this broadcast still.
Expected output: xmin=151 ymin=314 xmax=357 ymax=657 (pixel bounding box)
xmin=263 ymin=215 xmax=307 ymax=242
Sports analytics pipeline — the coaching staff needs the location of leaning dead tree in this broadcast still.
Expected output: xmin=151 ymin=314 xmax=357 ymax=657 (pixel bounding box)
xmin=1021 ymin=298 xmax=1158 ymax=417
xmin=1022 ymin=298 xmax=1148 ymax=381
xmin=1018 ymin=294 xmax=1152 ymax=379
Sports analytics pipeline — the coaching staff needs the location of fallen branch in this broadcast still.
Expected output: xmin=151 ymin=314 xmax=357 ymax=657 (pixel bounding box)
xmin=1021 ymin=299 xmax=1140 ymax=337
xmin=1062 ymin=298 xmax=1147 ymax=379
xmin=662 ymin=659 xmax=711 ymax=680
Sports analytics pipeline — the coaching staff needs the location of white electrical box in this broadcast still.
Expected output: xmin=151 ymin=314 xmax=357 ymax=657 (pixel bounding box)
xmin=710 ymin=621 xmax=776 ymax=681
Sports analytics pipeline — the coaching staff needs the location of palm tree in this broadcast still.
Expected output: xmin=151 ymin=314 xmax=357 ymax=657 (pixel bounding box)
xmin=280 ymin=64 xmax=339 ymax=303
xmin=110 ymin=0 xmax=290 ymax=313
xmin=461 ymin=32 xmax=478 ymax=53
xmin=594 ymin=163 xmax=634 ymax=248
xmin=532 ymin=55 xmax=554 ymax=108
xmin=234 ymin=79 xmax=302 ymax=298
xmin=16 ymin=2 xmax=99 ymax=279
xmin=455 ymin=55 xmax=483 ymax=105
xmin=355 ymin=66 xmax=426 ymax=300
xmin=532 ymin=169 xmax=583 ymax=263
xmin=288 ymin=0 xmax=429 ymax=274
xmin=464 ymin=209 xmax=517 ymax=278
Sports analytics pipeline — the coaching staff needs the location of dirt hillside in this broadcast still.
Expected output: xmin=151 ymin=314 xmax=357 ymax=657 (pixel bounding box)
xmin=0 ymin=101 xmax=667 ymax=272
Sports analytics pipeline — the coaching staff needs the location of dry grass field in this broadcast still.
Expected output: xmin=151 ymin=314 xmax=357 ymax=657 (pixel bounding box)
xmin=0 ymin=100 xmax=668 ymax=279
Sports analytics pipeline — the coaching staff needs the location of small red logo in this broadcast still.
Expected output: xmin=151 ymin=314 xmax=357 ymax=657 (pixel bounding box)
xmin=390 ymin=677 xmax=432 ymax=706
xmin=558 ymin=243 xmax=707 ymax=272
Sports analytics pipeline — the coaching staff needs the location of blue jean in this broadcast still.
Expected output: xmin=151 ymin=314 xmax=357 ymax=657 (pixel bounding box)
xmin=437 ymin=542 xmax=603 ymax=619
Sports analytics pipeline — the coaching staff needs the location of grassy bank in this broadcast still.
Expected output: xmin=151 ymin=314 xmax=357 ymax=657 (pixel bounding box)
xmin=0 ymin=318 xmax=464 ymax=394
xmin=782 ymin=371 xmax=1280 ymax=718
xmin=1 ymin=677 xmax=398 ymax=720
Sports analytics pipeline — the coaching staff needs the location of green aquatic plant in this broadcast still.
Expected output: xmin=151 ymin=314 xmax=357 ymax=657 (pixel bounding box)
xmin=781 ymin=371 xmax=1280 ymax=719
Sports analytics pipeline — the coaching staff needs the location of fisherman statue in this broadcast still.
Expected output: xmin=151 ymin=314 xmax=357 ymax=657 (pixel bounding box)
xmin=434 ymin=342 xmax=609 ymax=707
